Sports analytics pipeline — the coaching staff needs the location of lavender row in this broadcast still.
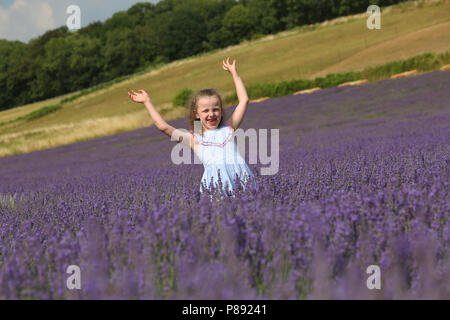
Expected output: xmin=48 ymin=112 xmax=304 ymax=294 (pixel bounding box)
xmin=0 ymin=70 xmax=448 ymax=299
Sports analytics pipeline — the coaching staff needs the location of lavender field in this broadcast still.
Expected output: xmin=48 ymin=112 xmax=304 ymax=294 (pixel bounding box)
xmin=0 ymin=70 xmax=449 ymax=299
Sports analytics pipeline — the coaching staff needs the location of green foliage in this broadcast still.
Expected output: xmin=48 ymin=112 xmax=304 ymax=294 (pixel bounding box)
xmin=103 ymin=11 xmax=139 ymax=32
xmin=30 ymin=34 xmax=104 ymax=100
xmin=78 ymin=21 xmax=105 ymax=42
xmin=222 ymin=4 xmax=255 ymax=42
xmin=150 ymin=2 xmax=212 ymax=61
xmin=173 ymin=88 xmax=194 ymax=107
xmin=16 ymin=103 xmax=62 ymax=122
xmin=0 ymin=40 xmax=26 ymax=73
xmin=127 ymin=2 xmax=156 ymax=19
xmin=153 ymin=55 xmax=169 ymax=65
xmin=246 ymin=0 xmax=284 ymax=34
xmin=313 ymin=72 xmax=362 ymax=89
xmin=362 ymin=52 xmax=450 ymax=81
xmin=102 ymin=27 xmax=156 ymax=79
xmin=27 ymin=26 xmax=69 ymax=58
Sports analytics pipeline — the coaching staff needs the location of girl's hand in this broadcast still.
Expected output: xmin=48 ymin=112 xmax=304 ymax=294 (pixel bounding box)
xmin=128 ymin=89 xmax=150 ymax=104
xmin=222 ymin=56 xmax=237 ymax=75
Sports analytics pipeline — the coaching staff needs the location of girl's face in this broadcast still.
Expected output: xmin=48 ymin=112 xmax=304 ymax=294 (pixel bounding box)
xmin=195 ymin=95 xmax=222 ymax=132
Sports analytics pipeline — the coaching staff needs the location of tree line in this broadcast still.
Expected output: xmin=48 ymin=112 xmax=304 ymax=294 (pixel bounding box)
xmin=0 ymin=0 xmax=406 ymax=111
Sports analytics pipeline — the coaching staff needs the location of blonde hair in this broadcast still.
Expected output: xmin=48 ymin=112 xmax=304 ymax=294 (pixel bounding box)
xmin=187 ymin=88 xmax=226 ymax=136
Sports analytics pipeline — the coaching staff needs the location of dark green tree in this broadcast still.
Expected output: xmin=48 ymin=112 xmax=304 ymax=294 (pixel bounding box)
xmin=127 ymin=2 xmax=156 ymax=20
xmin=222 ymin=4 xmax=255 ymax=44
xmin=78 ymin=21 xmax=106 ymax=43
xmin=27 ymin=26 xmax=69 ymax=58
xmin=246 ymin=0 xmax=284 ymax=34
xmin=103 ymin=11 xmax=139 ymax=32
xmin=150 ymin=3 xmax=208 ymax=61
xmin=102 ymin=26 xmax=157 ymax=79
xmin=202 ymin=0 xmax=237 ymax=50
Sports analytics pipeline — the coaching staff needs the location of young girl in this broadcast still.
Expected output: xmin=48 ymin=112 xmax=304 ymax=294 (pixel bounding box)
xmin=128 ymin=57 xmax=256 ymax=196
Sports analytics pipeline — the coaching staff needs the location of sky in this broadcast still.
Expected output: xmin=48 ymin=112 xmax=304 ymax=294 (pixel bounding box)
xmin=0 ymin=0 xmax=160 ymax=43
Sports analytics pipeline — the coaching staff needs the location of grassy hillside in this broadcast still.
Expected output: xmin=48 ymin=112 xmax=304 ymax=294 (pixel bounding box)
xmin=0 ymin=0 xmax=449 ymax=158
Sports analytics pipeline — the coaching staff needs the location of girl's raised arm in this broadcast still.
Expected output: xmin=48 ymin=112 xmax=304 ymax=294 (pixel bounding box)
xmin=222 ymin=57 xmax=249 ymax=131
xmin=128 ymin=89 xmax=192 ymax=146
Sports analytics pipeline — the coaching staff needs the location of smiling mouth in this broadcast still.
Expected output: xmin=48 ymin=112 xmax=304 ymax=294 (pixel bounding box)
xmin=207 ymin=118 xmax=217 ymax=125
